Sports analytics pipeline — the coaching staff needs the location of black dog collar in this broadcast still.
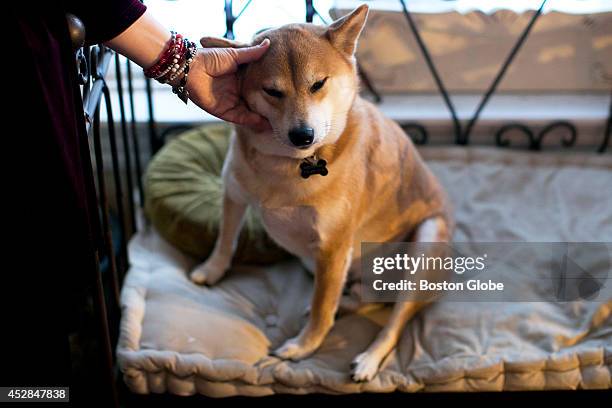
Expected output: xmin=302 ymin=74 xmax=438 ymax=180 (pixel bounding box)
xmin=300 ymin=155 xmax=328 ymax=179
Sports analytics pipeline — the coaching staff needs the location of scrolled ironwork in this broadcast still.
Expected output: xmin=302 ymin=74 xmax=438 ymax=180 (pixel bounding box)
xmin=401 ymin=122 xmax=428 ymax=145
xmin=538 ymin=121 xmax=577 ymax=148
xmin=495 ymin=121 xmax=577 ymax=151
xmin=495 ymin=123 xmax=534 ymax=148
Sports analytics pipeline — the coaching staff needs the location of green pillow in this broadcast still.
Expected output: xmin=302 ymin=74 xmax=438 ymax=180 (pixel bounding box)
xmin=144 ymin=124 xmax=290 ymax=264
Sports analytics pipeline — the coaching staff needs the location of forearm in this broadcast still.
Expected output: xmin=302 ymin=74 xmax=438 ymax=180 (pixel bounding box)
xmin=104 ymin=9 xmax=170 ymax=69
xmin=102 ymin=8 xmax=270 ymax=129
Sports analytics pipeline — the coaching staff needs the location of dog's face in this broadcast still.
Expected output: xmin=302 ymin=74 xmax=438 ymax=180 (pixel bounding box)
xmin=201 ymin=5 xmax=369 ymax=158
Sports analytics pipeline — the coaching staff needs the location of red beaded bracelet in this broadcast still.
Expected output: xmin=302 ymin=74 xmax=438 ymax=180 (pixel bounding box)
xmin=144 ymin=31 xmax=184 ymax=80
xmin=143 ymin=32 xmax=198 ymax=104
xmin=154 ymin=39 xmax=186 ymax=82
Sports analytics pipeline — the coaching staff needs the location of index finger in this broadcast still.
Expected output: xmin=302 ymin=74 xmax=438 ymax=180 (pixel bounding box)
xmin=232 ymin=38 xmax=270 ymax=65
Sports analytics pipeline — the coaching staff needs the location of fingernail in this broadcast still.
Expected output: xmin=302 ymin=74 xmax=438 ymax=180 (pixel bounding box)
xmin=259 ymin=38 xmax=270 ymax=47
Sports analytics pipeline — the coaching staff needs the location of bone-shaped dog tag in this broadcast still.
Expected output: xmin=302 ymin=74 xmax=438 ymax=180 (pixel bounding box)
xmin=300 ymin=159 xmax=328 ymax=179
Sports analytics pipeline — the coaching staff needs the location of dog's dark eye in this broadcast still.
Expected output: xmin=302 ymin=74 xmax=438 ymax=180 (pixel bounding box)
xmin=263 ymin=88 xmax=284 ymax=98
xmin=310 ymin=78 xmax=328 ymax=93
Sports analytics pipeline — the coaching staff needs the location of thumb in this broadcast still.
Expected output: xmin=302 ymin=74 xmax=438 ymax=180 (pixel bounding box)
xmin=232 ymin=38 xmax=270 ymax=65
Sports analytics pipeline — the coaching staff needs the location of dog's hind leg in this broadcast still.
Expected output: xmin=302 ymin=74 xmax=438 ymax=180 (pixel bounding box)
xmin=190 ymin=191 xmax=246 ymax=285
xmin=351 ymin=215 xmax=451 ymax=382
xmin=302 ymin=282 xmax=384 ymax=317
xmin=351 ymin=301 xmax=425 ymax=382
xmin=337 ymin=282 xmax=384 ymax=316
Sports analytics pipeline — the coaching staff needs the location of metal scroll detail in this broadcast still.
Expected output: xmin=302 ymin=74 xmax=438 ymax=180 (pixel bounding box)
xmin=394 ymin=0 xmax=609 ymax=153
xmin=495 ymin=121 xmax=577 ymax=150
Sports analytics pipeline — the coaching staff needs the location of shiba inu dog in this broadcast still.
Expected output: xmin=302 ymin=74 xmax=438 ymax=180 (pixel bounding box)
xmin=190 ymin=4 xmax=453 ymax=382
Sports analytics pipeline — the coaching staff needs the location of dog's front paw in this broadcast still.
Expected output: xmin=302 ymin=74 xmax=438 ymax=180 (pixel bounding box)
xmin=189 ymin=256 xmax=229 ymax=286
xmin=350 ymin=351 xmax=383 ymax=382
xmin=273 ymin=336 xmax=320 ymax=361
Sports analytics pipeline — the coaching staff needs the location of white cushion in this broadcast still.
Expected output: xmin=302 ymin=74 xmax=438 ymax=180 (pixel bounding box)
xmin=118 ymin=146 xmax=612 ymax=396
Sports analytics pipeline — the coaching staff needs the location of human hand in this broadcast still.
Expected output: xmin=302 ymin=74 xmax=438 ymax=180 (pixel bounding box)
xmin=184 ymin=38 xmax=271 ymax=131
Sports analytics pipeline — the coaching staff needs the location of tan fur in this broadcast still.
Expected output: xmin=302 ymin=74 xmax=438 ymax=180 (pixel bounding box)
xmin=191 ymin=4 xmax=453 ymax=382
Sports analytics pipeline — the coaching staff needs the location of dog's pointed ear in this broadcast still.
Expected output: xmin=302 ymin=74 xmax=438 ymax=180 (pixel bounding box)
xmin=200 ymin=36 xmax=251 ymax=48
xmin=326 ymin=4 xmax=369 ymax=56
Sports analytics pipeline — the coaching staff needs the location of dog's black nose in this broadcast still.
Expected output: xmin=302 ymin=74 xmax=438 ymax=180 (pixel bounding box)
xmin=288 ymin=126 xmax=315 ymax=148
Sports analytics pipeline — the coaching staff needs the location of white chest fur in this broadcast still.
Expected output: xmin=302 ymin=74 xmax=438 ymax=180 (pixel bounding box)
xmin=257 ymin=204 xmax=319 ymax=272
xmin=223 ymin=163 xmax=322 ymax=272
xmin=224 ymin=133 xmax=354 ymax=274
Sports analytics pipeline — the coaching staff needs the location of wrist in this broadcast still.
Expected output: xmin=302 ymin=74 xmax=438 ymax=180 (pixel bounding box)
xmin=143 ymin=32 xmax=197 ymax=104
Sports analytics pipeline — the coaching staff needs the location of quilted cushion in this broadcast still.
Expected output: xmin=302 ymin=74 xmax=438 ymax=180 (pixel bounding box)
xmin=120 ymin=145 xmax=612 ymax=396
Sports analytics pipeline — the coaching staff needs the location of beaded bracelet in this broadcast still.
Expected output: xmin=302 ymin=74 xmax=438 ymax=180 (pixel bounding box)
xmin=151 ymin=38 xmax=185 ymax=82
xmin=144 ymin=32 xmax=197 ymax=104
xmin=167 ymin=39 xmax=191 ymax=83
xmin=144 ymin=31 xmax=183 ymax=79
xmin=171 ymin=40 xmax=197 ymax=104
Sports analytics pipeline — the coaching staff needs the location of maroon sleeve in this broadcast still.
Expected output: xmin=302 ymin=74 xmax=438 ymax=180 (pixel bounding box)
xmin=65 ymin=0 xmax=147 ymax=44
